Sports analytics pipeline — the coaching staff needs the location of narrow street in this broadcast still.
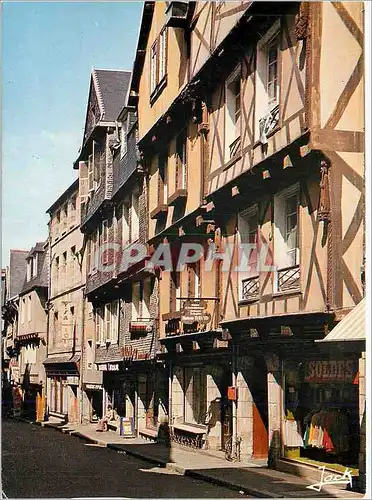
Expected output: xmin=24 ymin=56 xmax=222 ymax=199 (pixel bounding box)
xmin=1 ymin=420 xmax=248 ymax=498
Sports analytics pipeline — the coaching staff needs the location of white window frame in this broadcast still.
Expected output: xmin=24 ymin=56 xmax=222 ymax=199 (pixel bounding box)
xmin=273 ymin=183 xmax=300 ymax=293
xmin=255 ymin=19 xmax=281 ymax=142
xmin=33 ymin=254 xmax=38 ymax=278
xmin=142 ymin=279 xmax=151 ymax=319
xmin=26 ymin=260 xmax=32 ymax=282
xmin=95 ymin=307 xmax=104 ymax=344
xmin=88 ymin=152 xmax=94 ymax=192
xmin=27 ymin=295 xmax=32 ymax=322
xmin=150 ymin=40 xmax=158 ymax=94
xmin=176 ymin=130 xmax=187 ymax=190
xmin=150 ymin=28 xmax=168 ymax=96
xmin=70 ymin=196 xmax=77 ymax=225
xmin=159 ymin=28 xmax=168 ymax=83
xmin=102 ymin=219 xmax=109 ymax=265
xmin=132 ymin=282 xmax=141 ymax=321
xmin=225 ymin=65 xmax=242 ymax=160
xmin=238 ymin=205 xmax=259 ymax=301
xmin=21 ymin=298 xmax=26 ymax=324
xmin=105 ymin=300 xmax=119 ymax=343
xmin=131 ymin=190 xmax=140 ymax=243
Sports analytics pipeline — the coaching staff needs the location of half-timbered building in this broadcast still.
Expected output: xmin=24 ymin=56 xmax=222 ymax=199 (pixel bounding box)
xmin=132 ymin=0 xmax=365 ymax=482
xmin=75 ymin=68 xmax=166 ymax=436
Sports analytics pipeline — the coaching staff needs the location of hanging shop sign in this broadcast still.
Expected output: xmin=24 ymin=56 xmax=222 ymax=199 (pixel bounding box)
xmin=181 ymin=299 xmax=211 ymax=325
xmin=304 ymin=360 xmax=358 ymax=383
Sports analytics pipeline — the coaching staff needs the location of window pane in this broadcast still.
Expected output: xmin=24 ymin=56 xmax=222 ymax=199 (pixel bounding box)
xmin=268 ymin=61 xmax=277 ymax=81
xmin=286 ymin=195 xmax=298 ymax=215
xmin=268 ymin=42 xmax=277 ymax=64
xmin=268 ymin=81 xmax=276 ymax=100
xmin=287 ymin=227 xmax=297 ymax=250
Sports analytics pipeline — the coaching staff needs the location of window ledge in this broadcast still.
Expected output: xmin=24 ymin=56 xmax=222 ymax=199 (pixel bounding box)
xmin=222 ymin=152 xmax=242 ymax=173
xmin=167 ymin=189 xmax=187 ymax=206
xmin=238 ymin=297 xmax=260 ymax=306
xmin=150 ymin=75 xmax=167 ymax=106
xmin=273 ymin=289 xmax=302 ymax=298
xmin=150 ymin=204 xmax=168 ymax=220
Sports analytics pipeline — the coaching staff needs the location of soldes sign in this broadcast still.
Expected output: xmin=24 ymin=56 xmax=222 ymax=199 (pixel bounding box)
xmin=304 ymin=360 xmax=357 ymax=383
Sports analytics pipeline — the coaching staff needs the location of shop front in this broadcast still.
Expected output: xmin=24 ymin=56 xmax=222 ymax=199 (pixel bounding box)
xmin=43 ymin=355 xmax=80 ymax=422
xmin=283 ymin=357 xmax=360 ymax=469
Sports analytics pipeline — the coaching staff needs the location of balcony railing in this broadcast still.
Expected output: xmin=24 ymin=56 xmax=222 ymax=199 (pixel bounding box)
xmin=229 ymin=136 xmax=241 ymax=159
xmin=277 ymin=266 xmax=300 ymax=292
xmin=164 ymin=297 xmax=220 ymax=337
xmin=241 ymin=276 xmax=259 ymax=301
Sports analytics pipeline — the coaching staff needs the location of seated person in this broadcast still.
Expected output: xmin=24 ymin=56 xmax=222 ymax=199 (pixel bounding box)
xmin=96 ymin=405 xmax=117 ymax=432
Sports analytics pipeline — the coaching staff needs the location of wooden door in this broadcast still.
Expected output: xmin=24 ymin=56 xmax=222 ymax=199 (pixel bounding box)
xmin=251 ymin=356 xmax=269 ymax=459
xmin=253 ymin=403 xmax=269 ymax=458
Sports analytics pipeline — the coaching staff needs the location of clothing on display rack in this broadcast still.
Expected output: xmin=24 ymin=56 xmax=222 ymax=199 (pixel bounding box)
xmin=303 ymin=408 xmax=349 ymax=453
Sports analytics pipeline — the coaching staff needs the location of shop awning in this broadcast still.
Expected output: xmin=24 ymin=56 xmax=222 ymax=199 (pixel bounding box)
xmin=43 ymin=354 xmax=80 ymax=365
xmin=316 ymin=298 xmax=365 ymax=343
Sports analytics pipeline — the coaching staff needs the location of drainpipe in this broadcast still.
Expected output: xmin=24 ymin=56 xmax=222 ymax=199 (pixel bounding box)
xmin=79 ymin=290 xmax=85 ymax=424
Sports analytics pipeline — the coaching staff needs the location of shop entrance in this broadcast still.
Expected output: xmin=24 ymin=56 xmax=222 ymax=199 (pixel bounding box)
xmin=284 ymin=358 xmax=360 ymax=468
xmin=88 ymin=389 xmax=103 ymax=421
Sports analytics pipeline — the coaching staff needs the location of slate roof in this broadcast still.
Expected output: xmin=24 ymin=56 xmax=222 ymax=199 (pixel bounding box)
xmin=20 ymin=242 xmax=48 ymax=295
xmin=93 ymin=69 xmax=131 ymax=121
xmin=7 ymin=250 xmax=28 ymax=300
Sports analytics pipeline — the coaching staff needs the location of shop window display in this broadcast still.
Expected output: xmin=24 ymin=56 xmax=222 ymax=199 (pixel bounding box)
xmin=284 ymin=359 xmax=359 ymax=468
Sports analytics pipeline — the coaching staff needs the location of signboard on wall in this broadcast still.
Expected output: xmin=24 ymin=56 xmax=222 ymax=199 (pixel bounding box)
xmin=119 ymin=417 xmax=135 ymax=437
xmin=181 ymin=299 xmax=211 ymax=325
xmin=304 ymin=360 xmax=358 ymax=383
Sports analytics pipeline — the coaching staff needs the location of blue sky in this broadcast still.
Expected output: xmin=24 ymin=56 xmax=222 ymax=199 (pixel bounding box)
xmin=2 ymin=1 xmax=143 ymax=265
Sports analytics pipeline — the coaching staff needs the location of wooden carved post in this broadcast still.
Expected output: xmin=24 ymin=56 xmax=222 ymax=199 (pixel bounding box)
xmin=318 ymin=160 xmax=331 ymax=222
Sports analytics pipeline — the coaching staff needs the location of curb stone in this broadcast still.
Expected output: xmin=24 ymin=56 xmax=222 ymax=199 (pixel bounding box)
xmin=184 ymin=469 xmax=281 ymax=498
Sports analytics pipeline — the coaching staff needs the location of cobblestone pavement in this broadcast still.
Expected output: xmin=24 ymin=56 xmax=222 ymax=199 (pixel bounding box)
xmin=1 ymin=420 xmax=249 ymax=498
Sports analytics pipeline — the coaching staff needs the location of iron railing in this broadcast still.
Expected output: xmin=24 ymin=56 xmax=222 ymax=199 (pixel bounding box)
xmin=241 ymin=276 xmax=259 ymax=301
xmin=277 ymin=265 xmax=300 ymax=292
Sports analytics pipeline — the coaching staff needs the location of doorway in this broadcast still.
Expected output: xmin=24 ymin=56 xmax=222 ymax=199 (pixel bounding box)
xmin=250 ymin=356 xmax=269 ymax=458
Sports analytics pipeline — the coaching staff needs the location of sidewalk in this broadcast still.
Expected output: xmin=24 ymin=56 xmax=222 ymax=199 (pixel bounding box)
xmin=37 ymin=419 xmax=365 ymax=499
